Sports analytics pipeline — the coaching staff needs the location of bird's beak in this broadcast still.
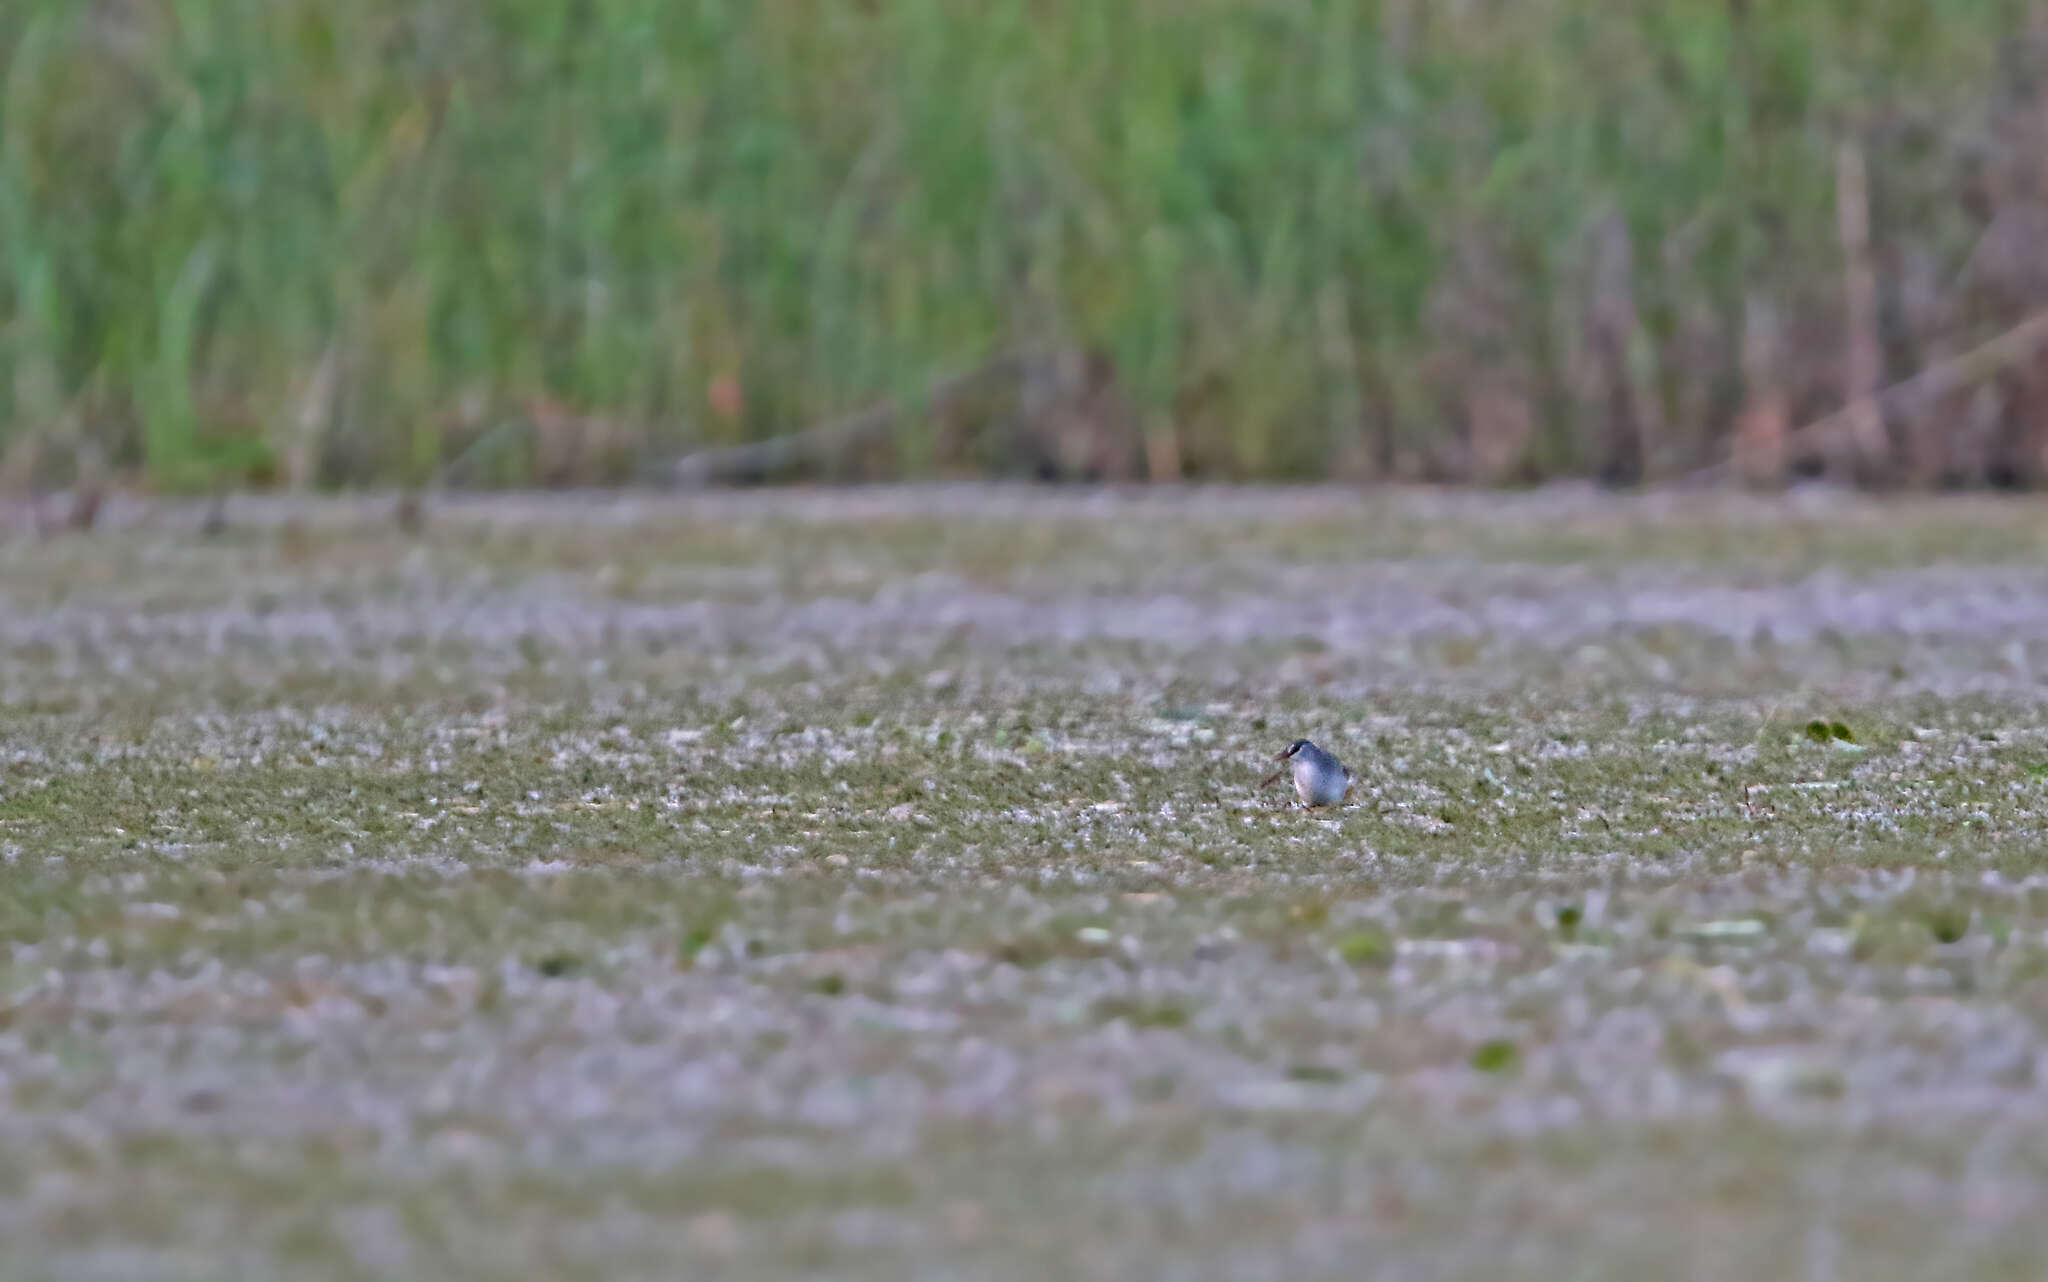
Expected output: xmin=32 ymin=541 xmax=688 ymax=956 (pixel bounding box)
xmin=1272 ymin=750 xmax=1291 ymax=762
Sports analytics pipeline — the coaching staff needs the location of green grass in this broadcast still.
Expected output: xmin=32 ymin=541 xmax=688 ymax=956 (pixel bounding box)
xmin=0 ymin=1 xmax=2035 ymax=488
xmin=7 ymin=487 xmax=2048 ymax=1278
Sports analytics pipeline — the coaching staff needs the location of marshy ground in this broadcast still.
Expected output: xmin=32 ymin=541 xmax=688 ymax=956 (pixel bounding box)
xmin=7 ymin=485 xmax=2048 ymax=1280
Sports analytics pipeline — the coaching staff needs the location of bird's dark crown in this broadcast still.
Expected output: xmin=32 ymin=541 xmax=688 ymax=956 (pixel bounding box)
xmin=1283 ymin=739 xmax=1312 ymax=757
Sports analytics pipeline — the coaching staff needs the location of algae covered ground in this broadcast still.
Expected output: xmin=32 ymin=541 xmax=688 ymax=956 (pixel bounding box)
xmin=8 ymin=486 xmax=2048 ymax=1280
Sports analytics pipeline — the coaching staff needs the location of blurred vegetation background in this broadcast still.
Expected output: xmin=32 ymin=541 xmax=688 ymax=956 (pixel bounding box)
xmin=4 ymin=0 xmax=2048 ymax=493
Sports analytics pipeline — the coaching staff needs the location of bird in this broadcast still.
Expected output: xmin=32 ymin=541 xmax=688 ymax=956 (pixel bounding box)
xmin=1261 ymin=739 xmax=1354 ymax=809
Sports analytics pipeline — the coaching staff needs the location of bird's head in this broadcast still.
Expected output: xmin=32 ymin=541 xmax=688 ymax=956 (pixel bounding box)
xmin=1275 ymin=739 xmax=1312 ymax=762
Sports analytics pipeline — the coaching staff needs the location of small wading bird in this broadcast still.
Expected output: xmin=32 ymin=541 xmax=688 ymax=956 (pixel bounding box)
xmin=1262 ymin=739 xmax=1353 ymax=809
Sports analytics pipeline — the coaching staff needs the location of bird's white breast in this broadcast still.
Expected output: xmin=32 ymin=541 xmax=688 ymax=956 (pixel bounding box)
xmin=1295 ymin=762 xmax=1349 ymax=807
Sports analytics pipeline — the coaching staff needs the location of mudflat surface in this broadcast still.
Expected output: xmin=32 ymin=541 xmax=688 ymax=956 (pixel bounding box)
xmin=7 ymin=485 xmax=2048 ymax=1280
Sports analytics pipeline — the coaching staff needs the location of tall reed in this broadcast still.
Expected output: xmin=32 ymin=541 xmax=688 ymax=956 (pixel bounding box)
xmin=0 ymin=0 xmax=2039 ymax=488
